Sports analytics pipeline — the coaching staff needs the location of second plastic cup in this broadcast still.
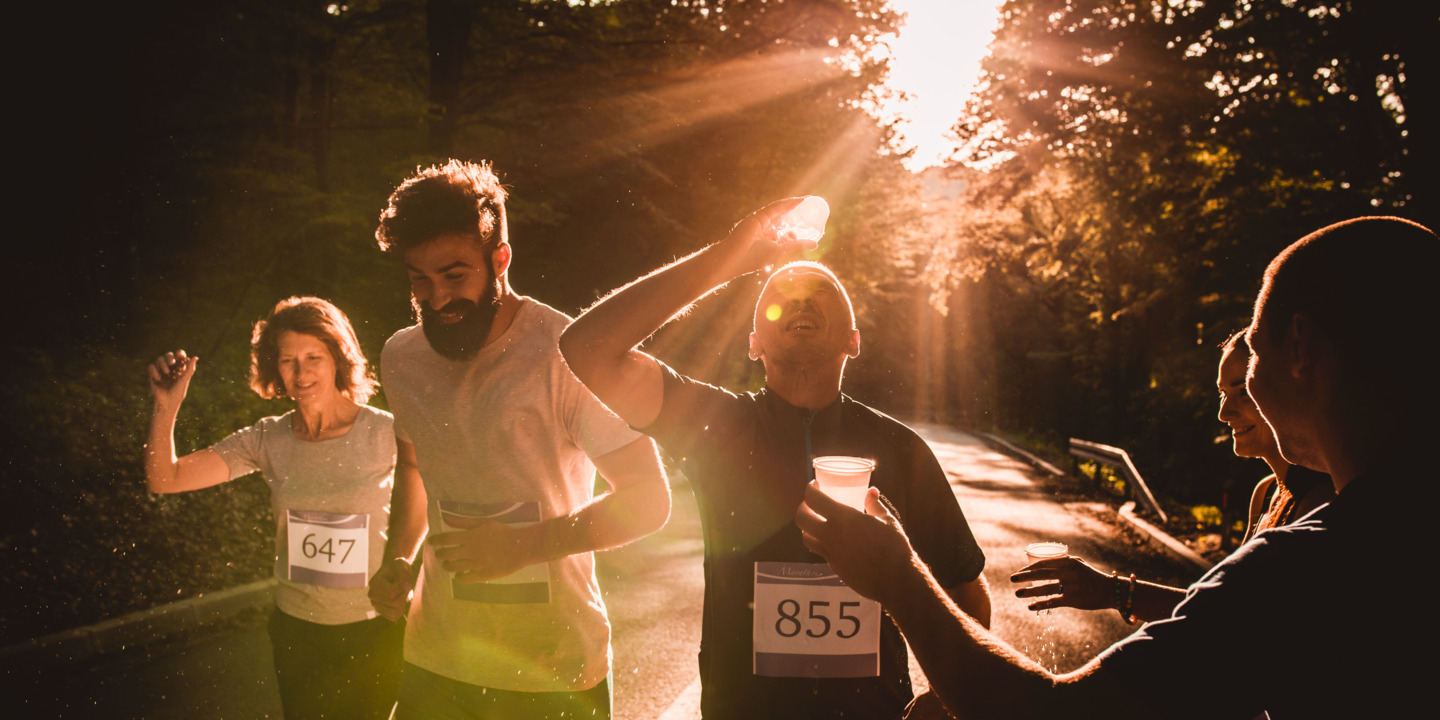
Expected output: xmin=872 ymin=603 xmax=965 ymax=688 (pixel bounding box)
xmin=812 ymin=456 xmax=876 ymax=511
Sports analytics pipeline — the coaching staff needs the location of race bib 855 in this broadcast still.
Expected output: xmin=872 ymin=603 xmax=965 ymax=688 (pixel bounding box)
xmin=753 ymin=561 xmax=881 ymax=678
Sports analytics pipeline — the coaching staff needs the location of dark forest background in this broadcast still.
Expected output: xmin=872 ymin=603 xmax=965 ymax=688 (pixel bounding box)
xmin=3 ymin=0 xmax=1433 ymax=645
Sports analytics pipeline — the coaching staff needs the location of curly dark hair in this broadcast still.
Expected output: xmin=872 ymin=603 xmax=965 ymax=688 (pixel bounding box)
xmin=249 ymin=296 xmax=379 ymax=403
xmin=375 ymin=159 xmax=508 ymax=254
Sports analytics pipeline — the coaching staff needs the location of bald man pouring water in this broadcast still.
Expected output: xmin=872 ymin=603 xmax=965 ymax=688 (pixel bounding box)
xmin=561 ymin=197 xmax=990 ymax=719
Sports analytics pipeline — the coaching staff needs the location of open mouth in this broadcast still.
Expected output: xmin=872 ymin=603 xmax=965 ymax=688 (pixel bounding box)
xmin=784 ymin=312 xmax=822 ymax=332
xmin=1230 ymin=424 xmax=1256 ymax=438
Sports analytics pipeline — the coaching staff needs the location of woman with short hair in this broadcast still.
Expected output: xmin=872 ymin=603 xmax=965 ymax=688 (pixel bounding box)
xmin=145 ymin=296 xmax=402 ymax=719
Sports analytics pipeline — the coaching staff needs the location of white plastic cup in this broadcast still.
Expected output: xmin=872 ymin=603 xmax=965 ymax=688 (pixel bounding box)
xmin=1023 ymin=541 xmax=1069 ymax=587
xmin=777 ymin=196 xmax=830 ymax=244
xmin=812 ymin=456 xmax=875 ymax=511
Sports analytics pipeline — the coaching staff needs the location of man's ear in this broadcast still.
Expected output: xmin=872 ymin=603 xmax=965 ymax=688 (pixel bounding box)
xmin=1286 ymin=312 xmax=1318 ymax=379
xmin=845 ymin=329 xmax=860 ymax=359
xmin=748 ymin=332 xmax=763 ymax=361
xmin=491 ymin=242 xmax=512 ymax=278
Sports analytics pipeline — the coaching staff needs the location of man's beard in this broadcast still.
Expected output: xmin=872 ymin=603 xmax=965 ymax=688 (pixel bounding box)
xmin=416 ymin=282 xmax=501 ymax=360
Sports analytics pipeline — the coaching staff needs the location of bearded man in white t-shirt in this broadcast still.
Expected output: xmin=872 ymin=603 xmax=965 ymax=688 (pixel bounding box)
xmin=367 ymin=159 xmax=671 ymax=720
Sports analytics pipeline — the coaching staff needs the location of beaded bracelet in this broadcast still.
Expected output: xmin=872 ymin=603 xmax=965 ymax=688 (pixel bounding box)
xmin=1111 ymin=571 xmax=1138 ymax=625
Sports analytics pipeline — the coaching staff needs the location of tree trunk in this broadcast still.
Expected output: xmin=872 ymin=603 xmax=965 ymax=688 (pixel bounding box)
xmin=427 ymin=0 xmax=475 ymax=158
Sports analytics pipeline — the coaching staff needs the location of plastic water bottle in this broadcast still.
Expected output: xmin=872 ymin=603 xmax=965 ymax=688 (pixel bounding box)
xmin=777 ymin=196 xmax=829 ymax=244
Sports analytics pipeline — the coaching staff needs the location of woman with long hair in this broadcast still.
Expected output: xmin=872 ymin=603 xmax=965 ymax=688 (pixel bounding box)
xmin=1012 ymin=330 xmax=1334 ymax=623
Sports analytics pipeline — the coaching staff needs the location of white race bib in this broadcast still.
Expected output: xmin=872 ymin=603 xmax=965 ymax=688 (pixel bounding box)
xmin=438 ymin=500 xmax=551 ymax=604
xmin=753 ymin=561 xmax=881 ymax=677
xmin=286 ymin=510 xmax=369 ymax=588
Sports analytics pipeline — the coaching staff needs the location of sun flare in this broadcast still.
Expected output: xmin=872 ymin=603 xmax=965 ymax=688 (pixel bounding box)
xmin=881 ymin=0 xmax=1005 ymax=171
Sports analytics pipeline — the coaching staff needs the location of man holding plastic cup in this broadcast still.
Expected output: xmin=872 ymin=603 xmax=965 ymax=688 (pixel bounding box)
xmin=794 ymin=217 xmax=1437 ymax=718
xmin=561 ymin=197 xmax=990 ymax=720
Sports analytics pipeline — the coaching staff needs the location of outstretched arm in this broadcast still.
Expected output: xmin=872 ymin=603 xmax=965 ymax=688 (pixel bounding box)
xmin=144 ymin=350 xmax=231 ymax=494
xmin=558 ymin=198 xmax=806 ymax=428
xmin=429 ymin=436 xmax=671 ymax=584
xmin=796 ymin=484 xmax=1151 ymax=719
xmin=1012 ymin=556 xmax=1186 ymax=623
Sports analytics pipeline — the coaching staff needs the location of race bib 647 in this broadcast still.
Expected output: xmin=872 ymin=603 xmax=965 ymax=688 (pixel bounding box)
xmin=286 ymin=510 xmax=369 ymax=588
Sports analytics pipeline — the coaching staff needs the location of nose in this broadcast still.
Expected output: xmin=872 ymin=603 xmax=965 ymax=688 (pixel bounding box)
xmin=425 ymin=285 xmax=452 ymax=312
xmin=1217 ymin=393 xmax=1238 ymax=423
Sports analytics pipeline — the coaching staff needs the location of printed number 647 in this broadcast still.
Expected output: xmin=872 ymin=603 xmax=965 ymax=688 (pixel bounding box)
xmin=302 ymin=534 xmax=355 ymax=564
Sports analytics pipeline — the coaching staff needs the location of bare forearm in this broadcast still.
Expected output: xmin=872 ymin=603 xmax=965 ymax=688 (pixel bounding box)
xmin=1130 ymin=578 xmax=1188 ymax=623
xmin=532 ymin=437 xmax=672 ymax=561
xmin=884 ymin=556 xmax=1058 ymax=718
xmin=144 ymin=402 xmax=181 ymax=491
xmin=946 ymin=575 xmax=993 ymax=630
xmin=383 ymin=466 xmax=429 ymax=562
xmin=536 ymin=480 xmax=671 ymax=560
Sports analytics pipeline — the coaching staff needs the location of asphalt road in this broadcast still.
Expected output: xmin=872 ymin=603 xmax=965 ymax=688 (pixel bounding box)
xmin=10 ymin=426 xmax=1200 ymax=719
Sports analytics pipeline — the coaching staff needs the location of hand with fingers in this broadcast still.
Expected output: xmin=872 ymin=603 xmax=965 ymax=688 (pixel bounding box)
xmin=148 ymin=349 xmax=198 ymax=406
xmin=794 ymin=481 xmax=916 ymax=604
xmin=428 ymin=515 xmax=544 ymax=585
xmin=368 ymin=557 xmax=416 ymax=622
xmin=1010 ymin=555 xmax=1119 ymax=613
xmin=722 ymin=197 xmax=821 ymax=276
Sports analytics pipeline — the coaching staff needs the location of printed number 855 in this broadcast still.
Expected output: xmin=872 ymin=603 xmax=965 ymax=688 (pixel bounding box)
xmin=775 ymin=599 xmax=862 ymax=639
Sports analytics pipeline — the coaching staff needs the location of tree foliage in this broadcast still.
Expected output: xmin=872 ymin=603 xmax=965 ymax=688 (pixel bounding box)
xmin=925 ymin=0 xmax=1436 ymax=507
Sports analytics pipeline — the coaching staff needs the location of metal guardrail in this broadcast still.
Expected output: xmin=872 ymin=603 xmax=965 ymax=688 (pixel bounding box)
xmin=1068 ymin=438 xmax=1168 ymax=524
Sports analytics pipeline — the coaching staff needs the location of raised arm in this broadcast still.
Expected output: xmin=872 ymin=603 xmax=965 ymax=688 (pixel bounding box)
xmin=144 ymin=350 xmax=231 ymax=494
xmin=558 ymin=197 xmax=807 ymax=428
xmin=369 ymin=438 xmax=429 ymax=621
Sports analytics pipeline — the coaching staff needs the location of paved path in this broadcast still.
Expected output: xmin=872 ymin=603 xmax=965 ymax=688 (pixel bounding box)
xmin=911 ymin=424 xmax=1195 ymax=677
xmin=8 ymin=427 xmax=1200 ymax=719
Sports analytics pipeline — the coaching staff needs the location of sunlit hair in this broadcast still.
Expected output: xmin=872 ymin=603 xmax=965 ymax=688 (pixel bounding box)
xmin=375 ymin=159 xmax=508 ymax=254
xmin=249 ymin=296 xmax=379 ymax=403
xmin=755 ymin=261 xmax=856 ymax=330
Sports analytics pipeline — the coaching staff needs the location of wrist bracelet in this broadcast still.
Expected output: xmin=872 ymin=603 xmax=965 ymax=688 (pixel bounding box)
xmin=1120 ymin=573 xmax=1137 ymax=625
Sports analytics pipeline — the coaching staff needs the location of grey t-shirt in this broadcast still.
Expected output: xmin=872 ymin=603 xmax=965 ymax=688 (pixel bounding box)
xmin=212 ymin=405 xmax=396 ymax=625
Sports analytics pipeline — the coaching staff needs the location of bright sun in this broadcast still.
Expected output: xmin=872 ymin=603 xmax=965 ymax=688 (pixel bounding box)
xmin=880 ymin=0 xmax=1004 ymax=171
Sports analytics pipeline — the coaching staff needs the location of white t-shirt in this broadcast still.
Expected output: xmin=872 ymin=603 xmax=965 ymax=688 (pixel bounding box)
xmin=381 ymin=297 xmax=641 ymax=692
xmin=211 ymin=405 xmax=396 ymax=625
